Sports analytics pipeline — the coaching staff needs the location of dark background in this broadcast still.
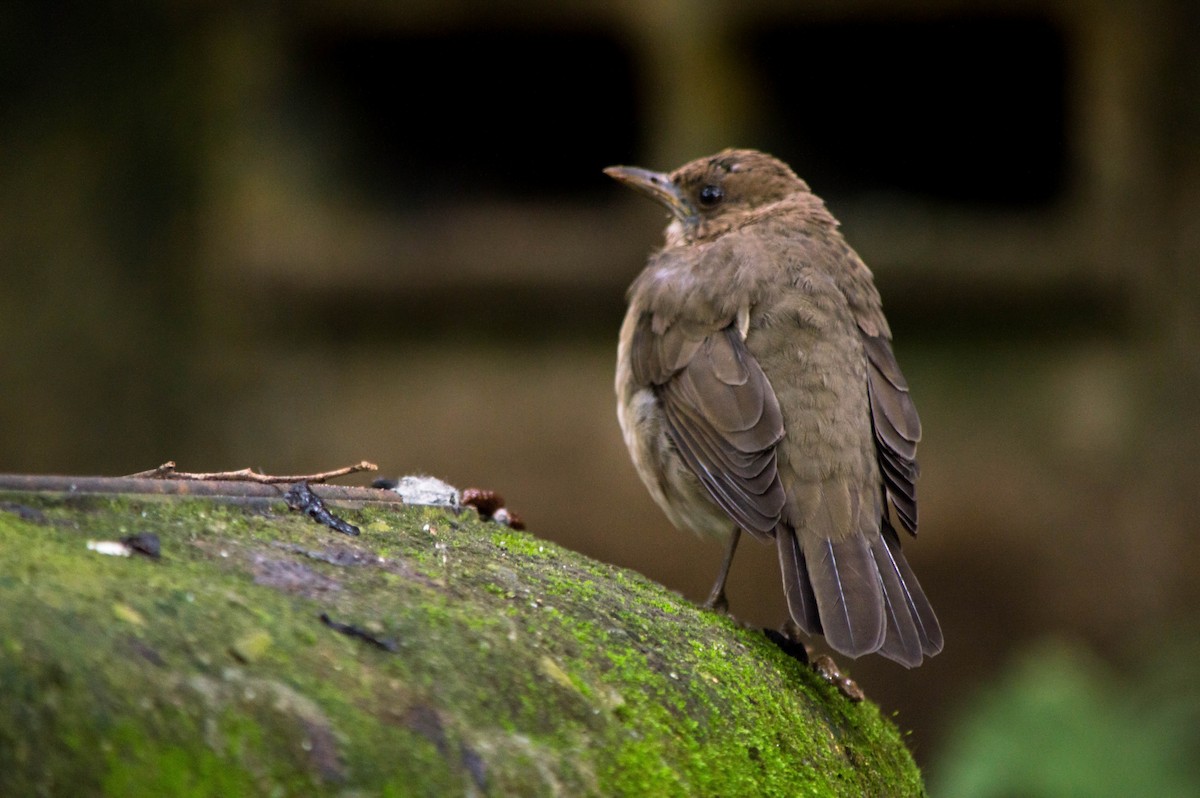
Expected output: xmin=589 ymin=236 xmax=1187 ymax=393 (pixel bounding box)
xmin=3 ymin=2 xmax=1199 ymax=793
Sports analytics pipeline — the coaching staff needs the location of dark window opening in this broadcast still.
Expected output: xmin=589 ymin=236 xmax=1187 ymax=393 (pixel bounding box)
xmin=745 ymin=15 xmax=1069 ymax=207
xmin=290 ymin=27 xmax=640 ymax=204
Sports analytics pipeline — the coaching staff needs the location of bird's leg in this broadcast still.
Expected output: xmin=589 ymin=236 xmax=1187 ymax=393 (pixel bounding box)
xmin=703 ymin=527 xmax=742 ymax=612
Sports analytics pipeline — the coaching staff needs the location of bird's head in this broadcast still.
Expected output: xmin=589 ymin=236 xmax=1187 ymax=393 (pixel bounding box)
xmin=605 ymin=149 xmax=810 ymax=244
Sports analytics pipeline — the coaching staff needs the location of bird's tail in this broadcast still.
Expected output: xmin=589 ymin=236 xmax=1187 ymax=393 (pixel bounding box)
xmin=776 ymin=521 xmax=942 ymax=667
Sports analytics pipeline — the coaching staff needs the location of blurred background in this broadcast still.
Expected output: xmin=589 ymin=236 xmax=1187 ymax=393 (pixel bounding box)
xmin=3 ymin=1 xmax=1199 ymax=793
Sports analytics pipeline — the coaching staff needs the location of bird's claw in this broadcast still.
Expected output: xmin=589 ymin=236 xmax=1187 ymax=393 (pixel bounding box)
xmin=810 ymin=653 xmax=865 ymax=702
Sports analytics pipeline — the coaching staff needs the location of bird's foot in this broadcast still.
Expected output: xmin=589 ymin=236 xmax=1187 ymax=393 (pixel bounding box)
xmin=764 ymin=624 xmax=864 ymax=702
xmin=809 ymin=654 xmax=865 ymax=703
xmin=702 ymin=587 xmax=729 ymax=614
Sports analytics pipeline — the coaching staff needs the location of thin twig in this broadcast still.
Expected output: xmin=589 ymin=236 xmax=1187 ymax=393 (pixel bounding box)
xmin=124 ymin=461 xmax=378 ymax=484
xmin=125 ymin=462 xmax=179 ymax=479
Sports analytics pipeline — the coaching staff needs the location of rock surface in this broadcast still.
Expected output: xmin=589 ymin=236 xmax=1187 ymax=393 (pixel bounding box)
xmin=0 ymin=482 xmax=926 ymax=796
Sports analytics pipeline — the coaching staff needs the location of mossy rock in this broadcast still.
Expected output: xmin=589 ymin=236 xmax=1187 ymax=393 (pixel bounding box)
xmin=0 ymin=480 xmax=926 ymax=797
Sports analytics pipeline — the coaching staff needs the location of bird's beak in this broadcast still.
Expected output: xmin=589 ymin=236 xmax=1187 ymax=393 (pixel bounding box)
xmin=604 ymin=165 xmax=697 ymax=224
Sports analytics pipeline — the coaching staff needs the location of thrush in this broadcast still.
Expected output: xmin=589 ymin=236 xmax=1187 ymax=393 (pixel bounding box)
xmin=606 ymin=149 xmax=942 ymax=667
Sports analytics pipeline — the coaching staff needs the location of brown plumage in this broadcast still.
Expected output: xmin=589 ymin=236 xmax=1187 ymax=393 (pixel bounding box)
xmin=607 ymin=149 xmax=942 ymax=667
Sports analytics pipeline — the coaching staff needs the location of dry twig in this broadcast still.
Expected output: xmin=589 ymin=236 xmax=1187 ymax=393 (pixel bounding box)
xmin=125 ymin=461 xmax=378 ymax=484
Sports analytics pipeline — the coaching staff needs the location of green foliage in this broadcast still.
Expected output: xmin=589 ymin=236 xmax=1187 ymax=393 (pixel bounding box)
xmin=930 ymin=639 xmax=1200 ymax=798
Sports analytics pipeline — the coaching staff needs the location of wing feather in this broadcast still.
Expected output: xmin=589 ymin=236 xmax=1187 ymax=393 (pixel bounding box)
xmin=630 ymin=316 xmax=786 ymax=539
xmin=862 ymin=333 xmax=922 ymax=535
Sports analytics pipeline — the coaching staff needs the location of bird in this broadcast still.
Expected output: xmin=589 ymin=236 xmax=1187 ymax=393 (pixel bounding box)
xmin=606 ymin=149 xmax=942 ymax=667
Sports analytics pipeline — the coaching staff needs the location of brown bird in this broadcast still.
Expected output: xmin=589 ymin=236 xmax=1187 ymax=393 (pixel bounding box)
xmin=606 ymin=149 xmax=942 ymax=667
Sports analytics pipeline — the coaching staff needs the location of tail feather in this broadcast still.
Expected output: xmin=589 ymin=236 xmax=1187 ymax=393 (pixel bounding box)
xmin=776 ymin=527 xmax=821 ymax=635
xmin=869 ymin=532 xmax=924 ymax=667
xmin=778 ymin=519 xmax=942 ymax=665
xmin=879 ymin=519 xmax=943 ymax=657
xmin=801 ymin=534 xmax=886 ymax=658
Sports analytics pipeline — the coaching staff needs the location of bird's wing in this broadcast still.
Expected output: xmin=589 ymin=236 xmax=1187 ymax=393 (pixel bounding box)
xmin=861 ymin=332 xmax=921 ymax=535
xmin=860 ymin=332 xmax=942 ymax=661
xmin=631 ymin=314 xmax=786 ymax=539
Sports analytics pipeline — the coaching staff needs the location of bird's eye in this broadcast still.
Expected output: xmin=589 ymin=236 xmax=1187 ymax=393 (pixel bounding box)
xmin=698 ymin=184 xmax=724 ymax=208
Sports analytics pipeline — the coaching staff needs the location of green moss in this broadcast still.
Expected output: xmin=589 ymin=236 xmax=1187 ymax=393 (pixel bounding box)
xmin=488 ymin=527 xmax=553 ymax=557
xmin=0 ymin=490 xmax=925 ymax=796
